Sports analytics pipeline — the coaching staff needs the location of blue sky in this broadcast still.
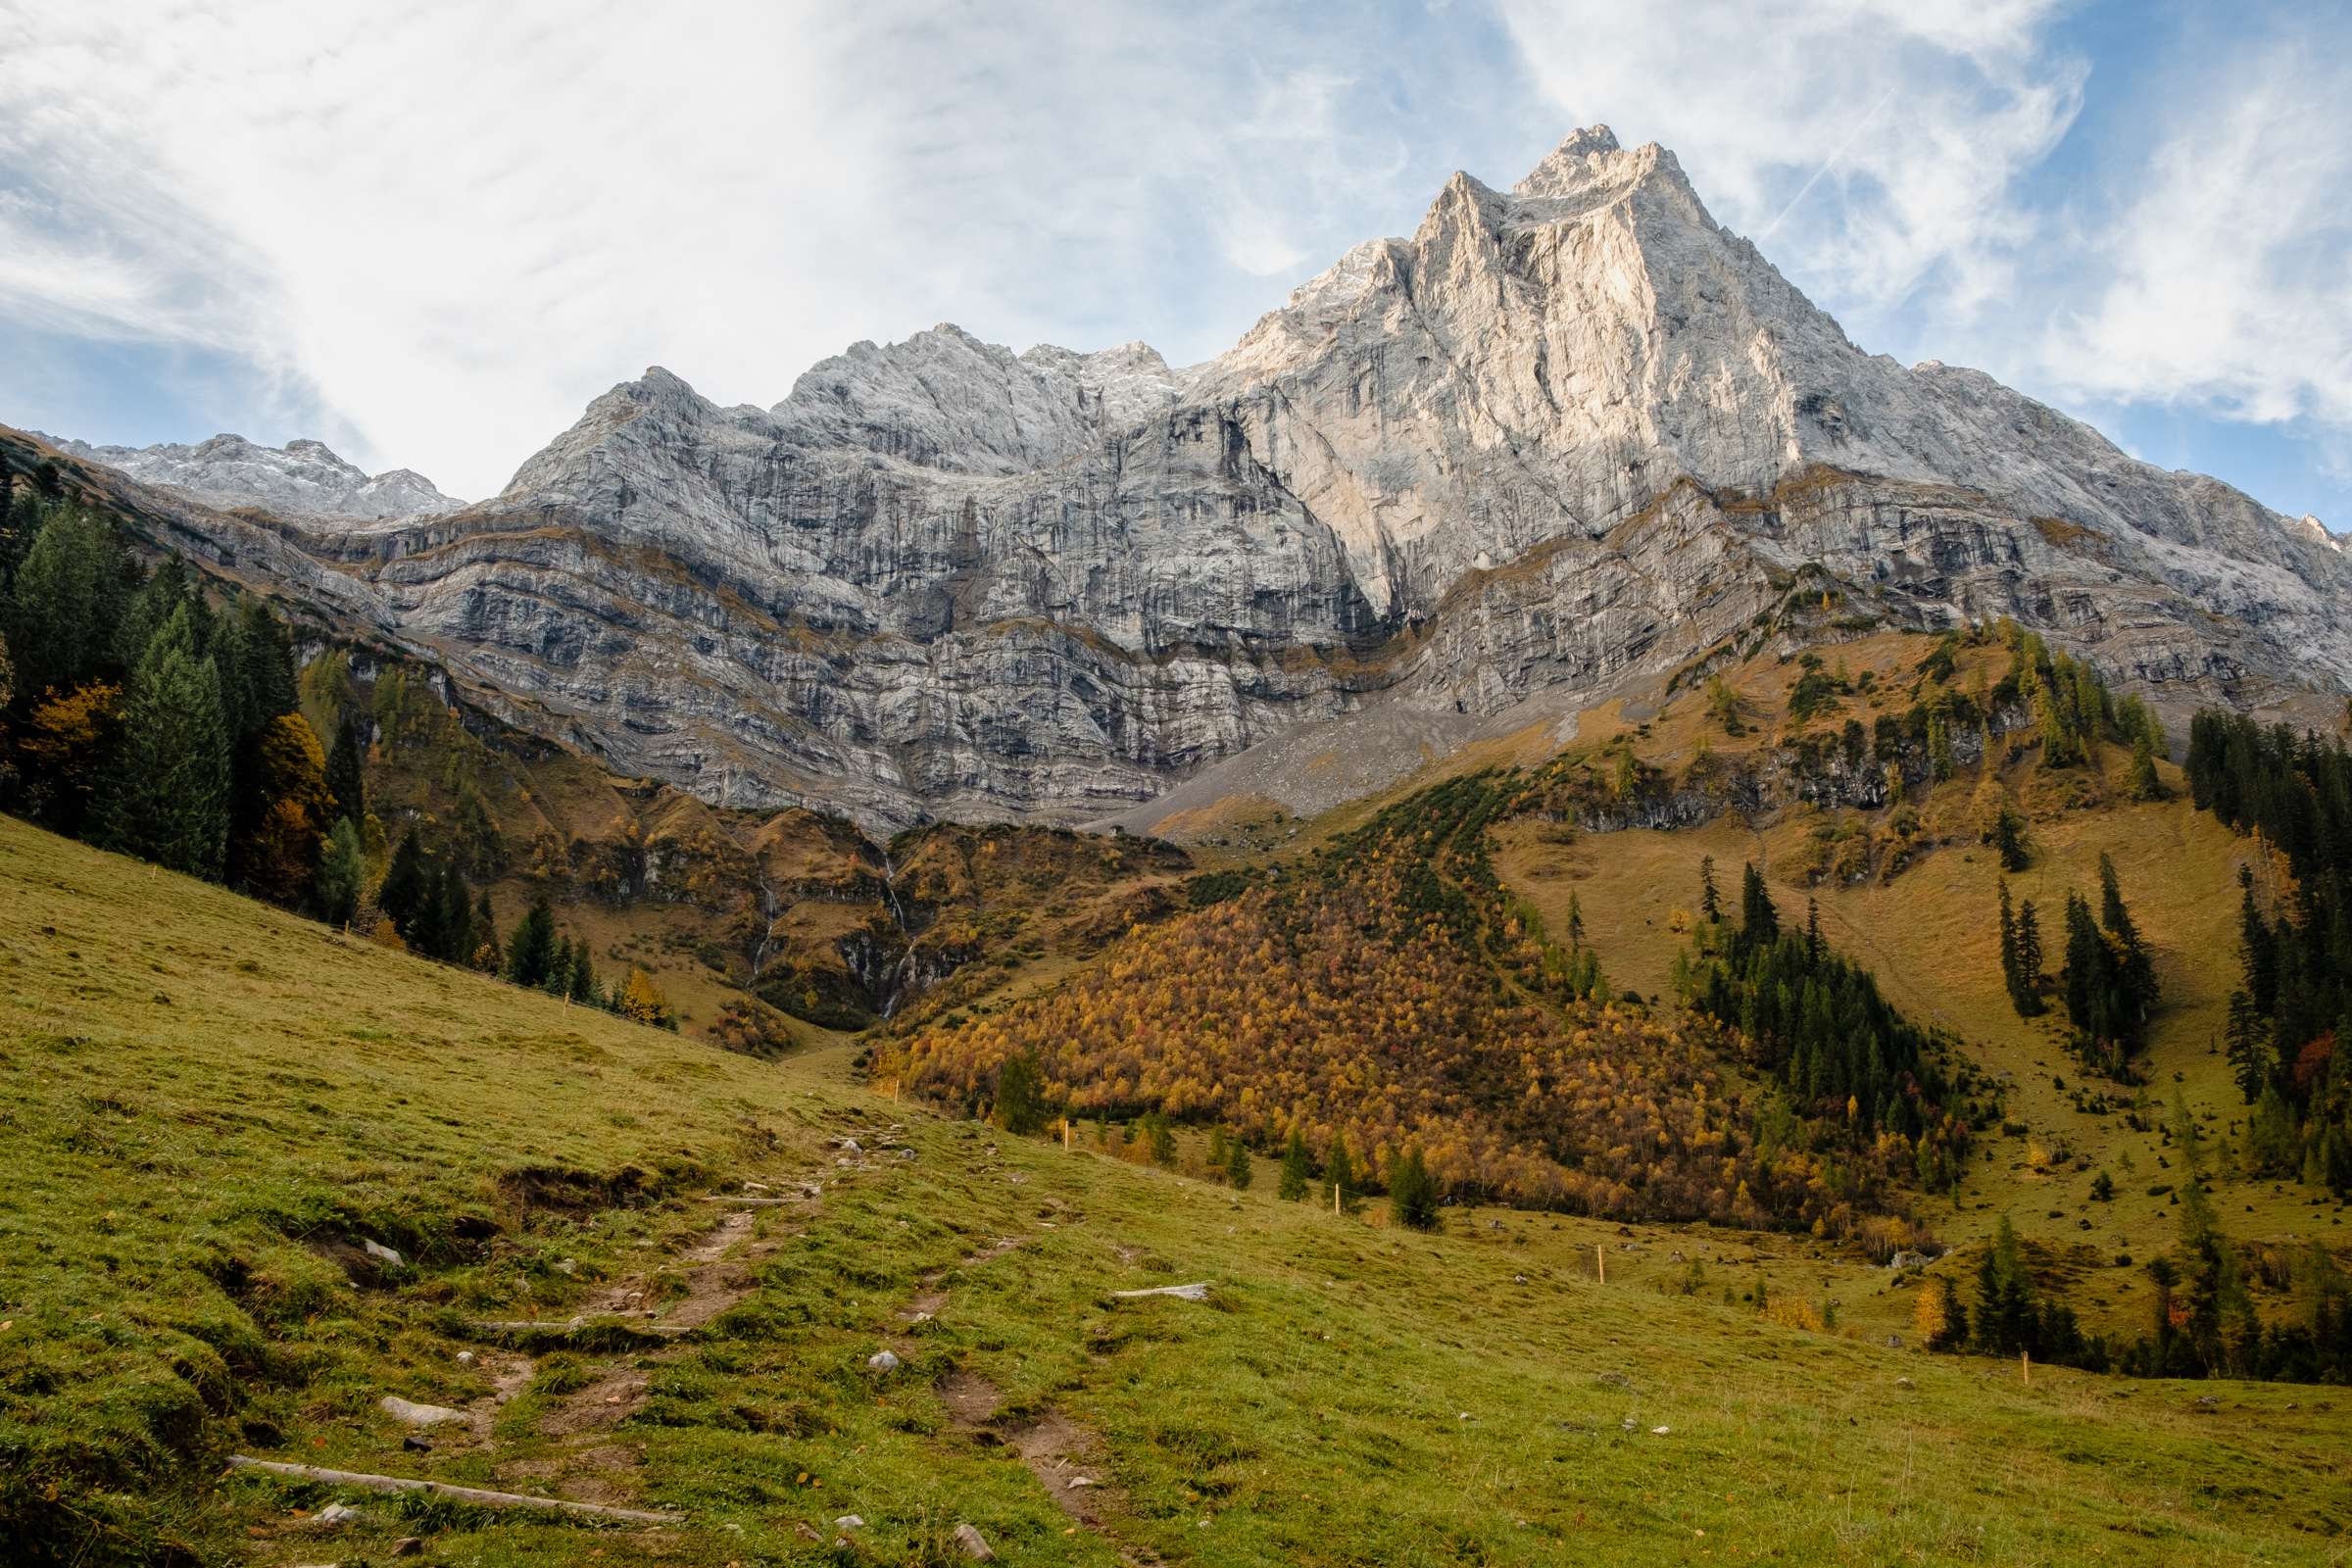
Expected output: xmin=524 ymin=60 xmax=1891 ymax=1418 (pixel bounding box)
xmin=2 ymin=1 xmax=2347 ymax=527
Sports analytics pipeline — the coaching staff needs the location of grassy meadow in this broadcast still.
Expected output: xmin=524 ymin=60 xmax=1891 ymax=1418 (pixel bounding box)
xmin=4 ymin=813 xmax=2350 ymax=1565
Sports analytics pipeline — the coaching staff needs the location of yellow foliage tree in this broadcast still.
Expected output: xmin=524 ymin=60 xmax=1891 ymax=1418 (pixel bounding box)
xmin=617 ymin=966 xmax=672 ymax=1027
xmin=240 ymin=712 xmax=334 ymax=905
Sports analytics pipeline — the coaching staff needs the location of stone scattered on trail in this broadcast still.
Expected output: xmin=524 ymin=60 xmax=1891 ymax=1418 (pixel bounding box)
xmin=455 ymin=1349 xmax=477 ymax=1367
xmin=402 ymin=1435 xmax=433 ymax=1452
xmin=317 ymin=1502 xmax=364 ymax=1525
xmin=835 ymin=1514 xmax=865 ymax=1530
xmin=1068 ymin=1476 xmax=1097 ymax=1490
xmin=954 ymin=1522 xmax=995 ymax=1560
xmin=556 ymin=1258 xmax=578 ymax=1276
xmin=1111 ymin=1282 xmax=1211 ymax=1301
xmin=379 ymin=1395 xmax=468 ymax=1427
xmin=867 ymin=1349 xmax=902 ymax=1373
xmin=361 ymin=1239 xmax=403 ymax=1267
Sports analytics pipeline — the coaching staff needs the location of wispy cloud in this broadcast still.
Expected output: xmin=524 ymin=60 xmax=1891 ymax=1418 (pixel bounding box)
xmin=0 ymin=0 xmax=2346 ymax=524
xmin=1494 ymin=0 xmax=2085 ymax=328
xmin=2039 ymin=34 xmax=2352 ymax=433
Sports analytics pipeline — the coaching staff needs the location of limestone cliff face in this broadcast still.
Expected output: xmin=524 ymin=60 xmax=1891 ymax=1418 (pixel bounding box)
xmin=34 ymin=127 xmax=2352 ymax=829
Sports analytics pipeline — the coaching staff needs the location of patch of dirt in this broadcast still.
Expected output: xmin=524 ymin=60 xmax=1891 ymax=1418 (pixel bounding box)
xmin=497 ymin=1442 xmax=645 ymax=1504
xmin=541 ymin=1366 xmax=653 ymax=1437
xmin=936 ymin=1369 xmax=1002 ymax=1428
xmin=933 ymin=1369 xmax=1158 ymax=1562
xmin=466 ymin=1350 xmax=538 ymax=1440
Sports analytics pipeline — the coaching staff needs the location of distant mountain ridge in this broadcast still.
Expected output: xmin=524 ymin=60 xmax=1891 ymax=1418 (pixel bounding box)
xmin=24 ymin=125 xmax=2352 ymax=829
xmin=39 ymin=430 xmax=461 ymax=520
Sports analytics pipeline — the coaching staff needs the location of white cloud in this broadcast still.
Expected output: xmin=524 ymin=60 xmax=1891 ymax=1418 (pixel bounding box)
xmin=1494 ymin=0 xmax=2084 ymax=325
xmin=2040 ymin=38 xmax=2352 ymax=432
xmin=4 ymin=0 xmax=2345 ymax=524
xmin=0 ymin=1 xmax=1477 ymax=498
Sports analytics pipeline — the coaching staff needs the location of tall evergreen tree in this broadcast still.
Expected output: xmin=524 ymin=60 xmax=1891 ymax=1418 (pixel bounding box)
xmin=2015 ymin=898 xmax=2043 ymax=1001
xmin=325 ymin=713 xmax=367 ymax=829
xmin=1388 ymin=1148 xmax=1440 ymax=1230
xmin=317 ymin=816 xmax=365 ymax=927
xmin=1698 ymin=855 xmax=1720 ymax=922
xmin=5 ymin=505 xmax=130 ymax=700
xmin=378 ymin=831 xmax=428 ymax=935
xmin=1740 ymin=863 xmax=1778 ymax=946
xmin=2225 ymin=990 xmax=2267 ymax=1102
xmin=97 ymin=611 xmax=231 ymax=879
xmin=505 ymin=896 xmax=559 ymax=987
xmin=1278 ymin=1129 xmax=1312 ymax=1201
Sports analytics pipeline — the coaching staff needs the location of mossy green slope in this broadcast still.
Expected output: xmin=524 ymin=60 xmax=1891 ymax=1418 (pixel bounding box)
xmin=2 ymin=814 xmax=2346 ymax=1565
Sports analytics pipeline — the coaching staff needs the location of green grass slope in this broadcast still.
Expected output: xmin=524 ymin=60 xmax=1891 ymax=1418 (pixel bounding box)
xmin=3 ymin=814 xmax=2348 ymax=1566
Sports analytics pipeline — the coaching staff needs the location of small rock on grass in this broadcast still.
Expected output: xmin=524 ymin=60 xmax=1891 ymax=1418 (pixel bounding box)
xmin=393 ymin=1539 xmax=425 ymax=1557
xmin=835 ymin=1514 xmax=864 ymax=1529
xmin=317 ymin=1502 xmax=364 ymax=1525
xmin=380 ymin=1395 xmax=468 ymax=1426
xmin=955 ymin=1522 xmax=995 ymax=1560
xmin=867 ymin=1349 xmax=902 ymax=1373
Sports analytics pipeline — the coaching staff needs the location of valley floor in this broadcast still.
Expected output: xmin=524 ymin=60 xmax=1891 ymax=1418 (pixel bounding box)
xmin=3 ymin=815 xmax=2349 ymax=1565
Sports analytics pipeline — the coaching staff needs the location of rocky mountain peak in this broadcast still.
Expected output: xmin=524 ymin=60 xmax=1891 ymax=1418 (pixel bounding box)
xmin=73 ymin=123 xmax=2349 ymax=834
xmin=770 ymin=322 xmax=1177 ymax=474
xmin=39 ymin=429 xmax=460 ymax=520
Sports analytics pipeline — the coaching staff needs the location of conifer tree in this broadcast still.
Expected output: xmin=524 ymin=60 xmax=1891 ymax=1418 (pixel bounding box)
xmin=2016 ymin=898 xmax=2043 ymax=1001
xmin=379 ymin=831 xmax=427 ymax=936
xmin=1998 ymin=880 xmax=2024 ymax=1008
xmin=2225 ymin=990 xmax=2267 ymax=1102
xmin=505 ymin=895 xmax=558 ymax=988
xmin=1278 ymin=1129 xmax=1312 ymax=1201
xmin=97 ymin=608 xmax=231 ymax=878
xmin=1698 ymin=855 xmax=1720 ymax=922
xmin=2129 ymin=732 xmax=2163 ymax=801
xmin=567 ymin=936 xmax=599 ymax=1004
xmin=318 ymin=816 xmax=365 ymax=927
xmin=1990 ymin=803 xmax=2029 ymax=871
xmin=6 ymin=505 xmax=130 ymax=700
xmin=1225 ymin=1136 xmax=1252 ymax=1189
xmin=1388 ymin=1147 xmax=1440 ymax=1230
xmin=325 ymin=713 xmax=367 ymax=829
xmin=1740 ymin=863 xmax=1778 ymax=945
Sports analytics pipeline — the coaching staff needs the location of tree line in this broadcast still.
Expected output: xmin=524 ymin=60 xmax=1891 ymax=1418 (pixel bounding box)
xmin=2185 ymin=710 xmax=2352 ymax=1193
xmin=0 ymin=484 xmax=674 ymax=1030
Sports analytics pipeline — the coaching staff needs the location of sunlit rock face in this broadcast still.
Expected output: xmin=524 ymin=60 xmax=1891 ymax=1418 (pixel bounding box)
xmin=57 ymin=127 xmax=2352 ymax=829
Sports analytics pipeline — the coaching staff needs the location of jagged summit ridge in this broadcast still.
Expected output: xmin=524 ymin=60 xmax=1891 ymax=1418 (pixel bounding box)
xmin=43 ymin=430 xmax=461 ymax=520
xmin=769 ymin=324 xmax=1178 ymax=474
xmin=34 ymin=125 xmax=2350 ymax=833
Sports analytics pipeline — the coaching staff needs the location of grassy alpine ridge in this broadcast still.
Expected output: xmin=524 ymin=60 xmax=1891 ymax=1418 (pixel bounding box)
xmin=6 ymin=815 xmax=2351 ymax=1567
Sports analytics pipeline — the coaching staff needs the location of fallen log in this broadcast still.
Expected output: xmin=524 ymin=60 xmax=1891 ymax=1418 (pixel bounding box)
xmin=224 ymin=1456 xmax=680 ymax=1525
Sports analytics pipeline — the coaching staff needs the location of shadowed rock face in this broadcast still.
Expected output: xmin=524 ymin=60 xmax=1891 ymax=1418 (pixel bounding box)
xmin=36 ymin=127 xmax=2352 ymax=830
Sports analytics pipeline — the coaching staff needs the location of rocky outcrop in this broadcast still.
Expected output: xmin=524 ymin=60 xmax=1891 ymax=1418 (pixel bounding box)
xmin=24 ymin=127 xmax=2352 ymax=830
xmin=39 ymin=431 xmax=461 ymax=520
